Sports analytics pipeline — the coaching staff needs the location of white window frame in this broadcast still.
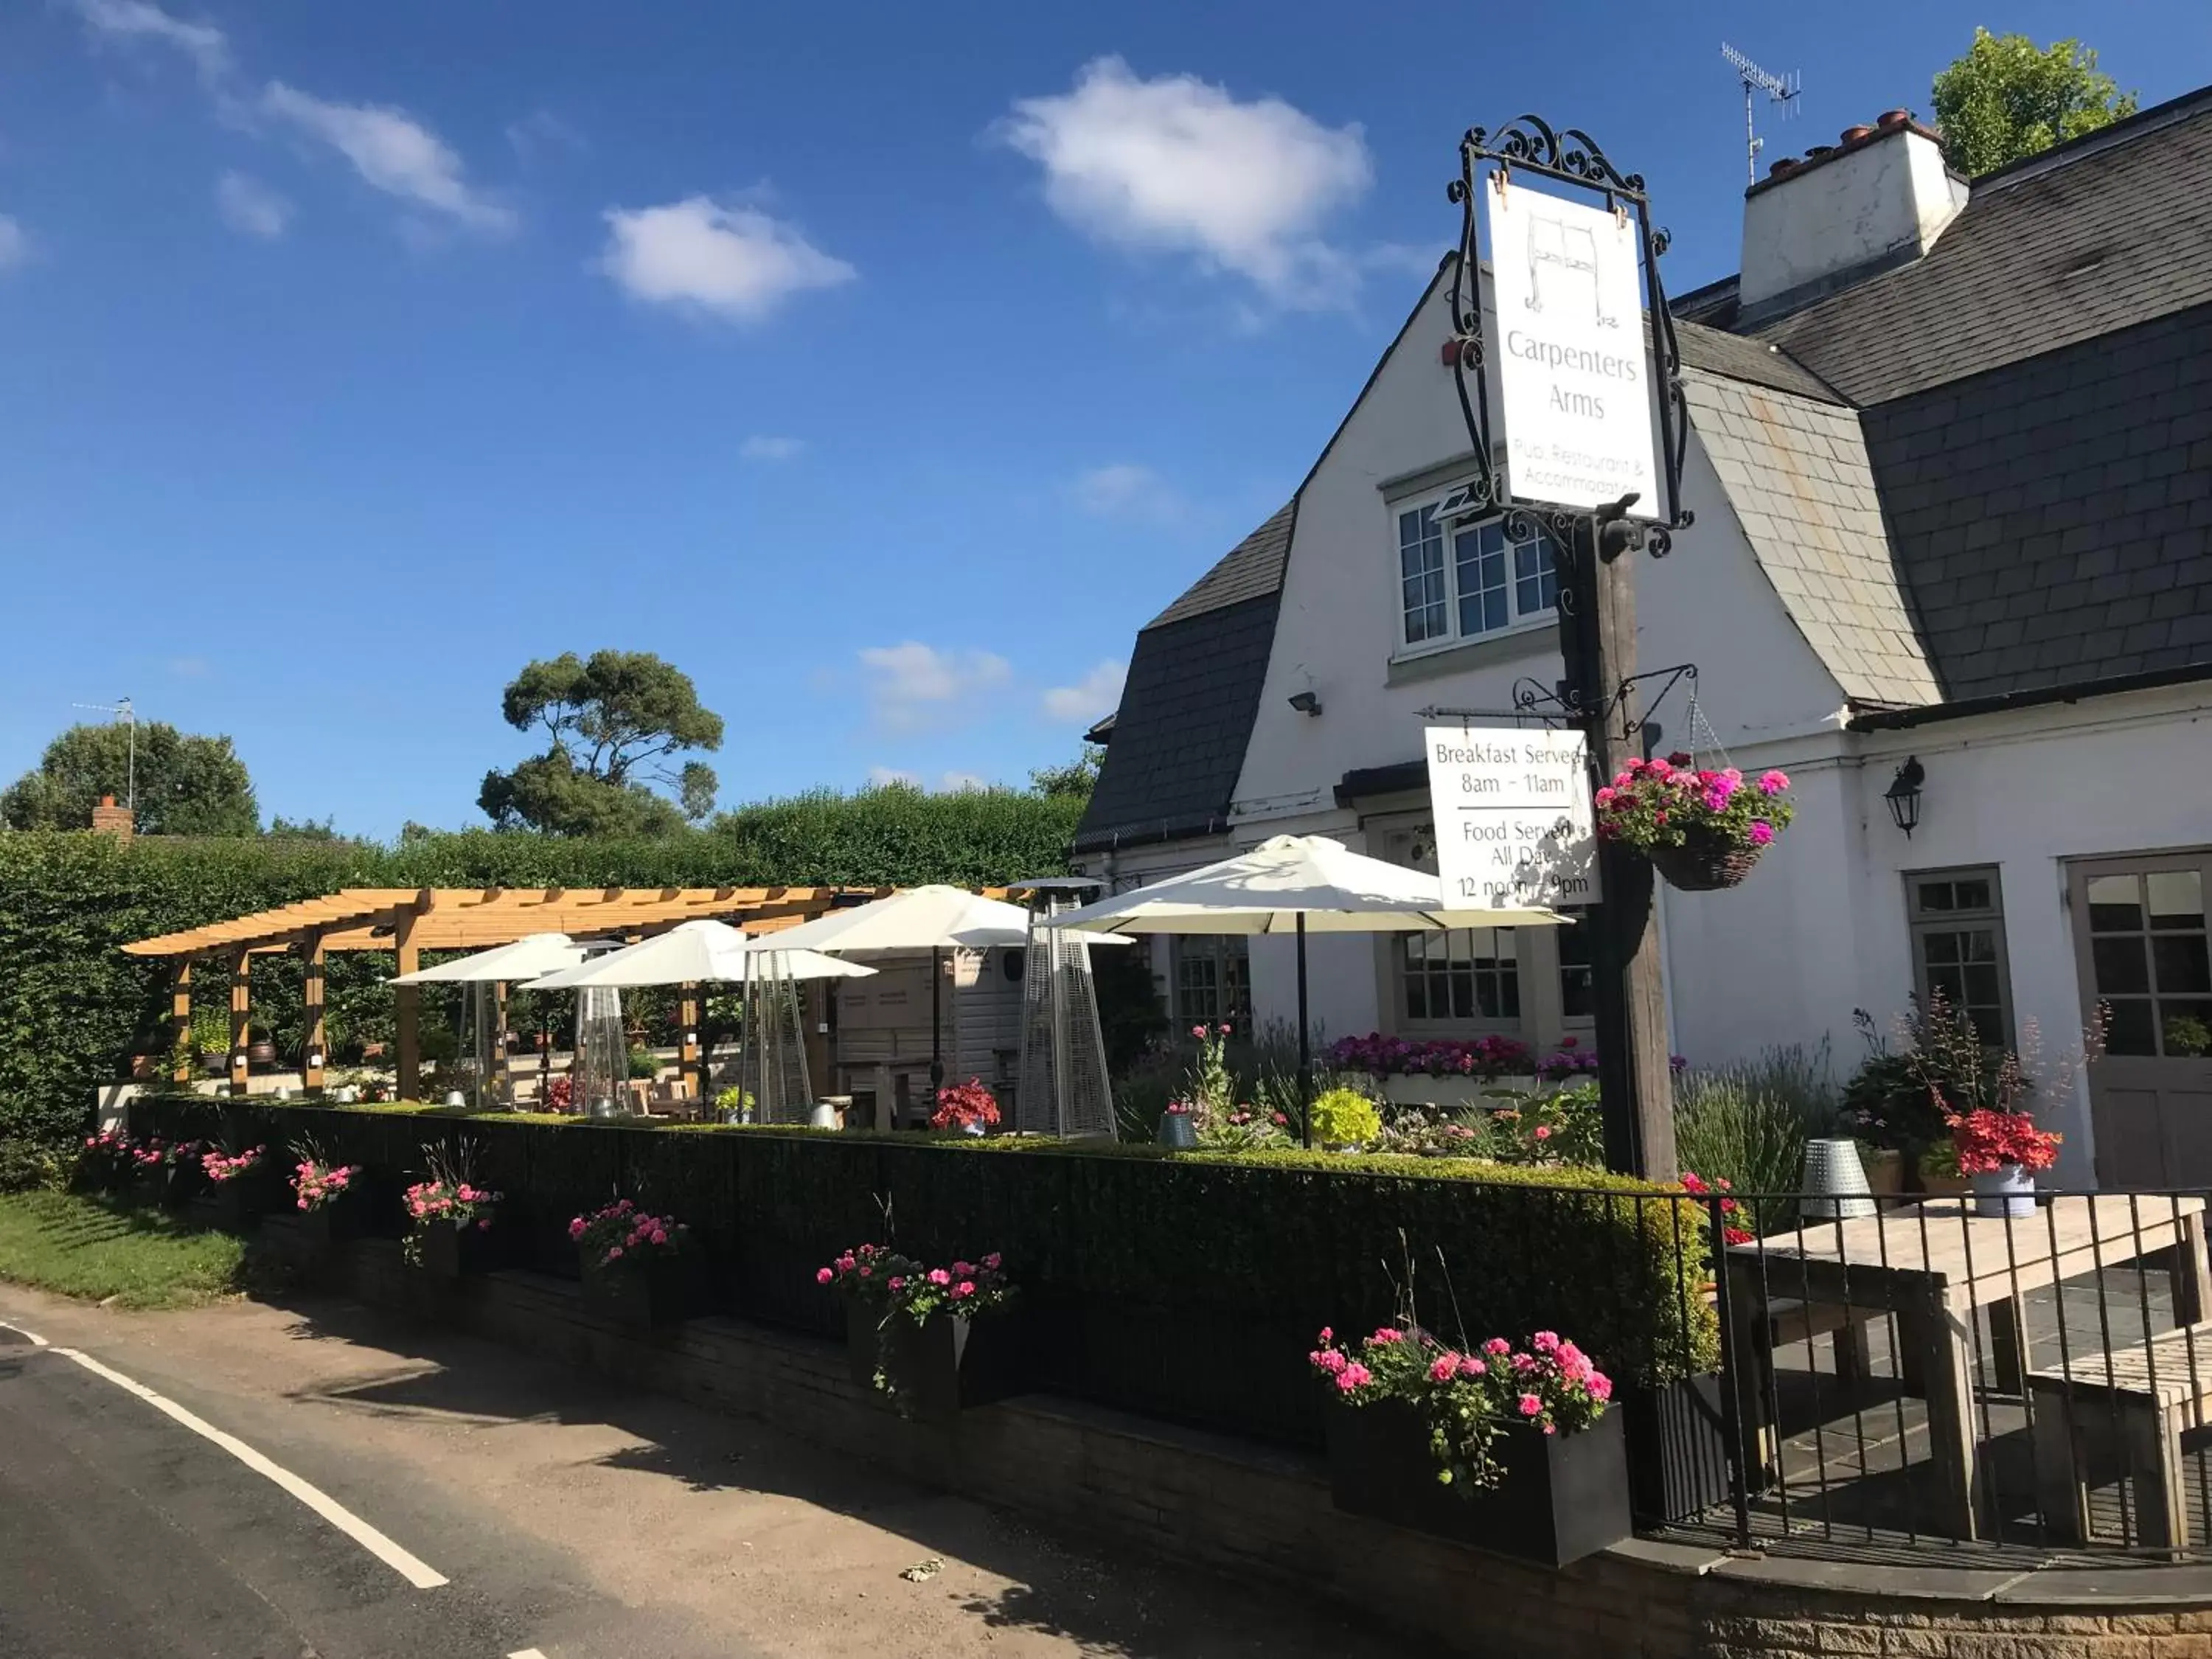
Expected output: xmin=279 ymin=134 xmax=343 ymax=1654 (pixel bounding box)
xmin=1393 ymin=493 xmax=1560 ymax=658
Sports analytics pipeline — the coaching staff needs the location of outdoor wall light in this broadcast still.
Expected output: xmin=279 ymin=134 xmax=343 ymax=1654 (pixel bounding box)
xmin=1884 ymin=756 xmax=1925 ymax=838
xmin=1287 ymin=689 xmax=1324 ymax=717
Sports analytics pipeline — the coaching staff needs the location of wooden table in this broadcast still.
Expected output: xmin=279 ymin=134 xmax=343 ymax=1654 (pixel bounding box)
xmin=1725 ymin=1195 xmax=2211 ymax=1539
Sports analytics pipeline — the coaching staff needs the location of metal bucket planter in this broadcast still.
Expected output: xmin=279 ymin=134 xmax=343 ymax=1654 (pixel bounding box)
xmin=1156 ymin=1111 xmax=1197 ymax=1149
xmin=1324 ymin=1399 xmax=1631 ymax=1568
xmin=844 ymin=1300 xmax=1030 ymax=1422
xmin=582 ymin=1256 xmax=689 ymax=1329
xmin=1646 ymin=833 xmax=1763 ymax=892
xmin=1972 ymin=1164 xmax=2038 ymax=1219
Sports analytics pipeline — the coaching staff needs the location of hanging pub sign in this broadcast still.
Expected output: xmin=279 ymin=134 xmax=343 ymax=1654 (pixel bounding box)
xmin=1482 ymin=178 xmax=1660 ymax=516
xmin=1424 ymin=724 xmax=1600 ymax=910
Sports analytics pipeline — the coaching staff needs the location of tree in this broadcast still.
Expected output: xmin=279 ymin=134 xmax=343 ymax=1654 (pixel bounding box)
xmin=1 ymin=721 xmax=258 ymax=835
xmin=479 ymin=650 xmax=723 ymax=836
xmin=1029 ymin=744 xmax=1105 ymax=799
xmin=1932 ymin=29 xmax=2137 ymax=178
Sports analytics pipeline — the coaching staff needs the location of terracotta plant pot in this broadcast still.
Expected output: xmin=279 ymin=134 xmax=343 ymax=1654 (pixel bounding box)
xmin=246 ymin=1039 xmax=276 ymax=1070
xmin=1862 ymin=1147 xmax=1907 ymax=1197
xmin=1325 ymin=1399 xmax=1632 ymax=1568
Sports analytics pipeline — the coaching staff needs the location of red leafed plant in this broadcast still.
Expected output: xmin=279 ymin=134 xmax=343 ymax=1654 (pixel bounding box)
xmin=1947 ymin=1110 xmax=2063 ymax=1175
xmin=1679 ymin=1171 xmax=1754 ymax=1245
xmin=930 ymin=1078 xmax=1001 ymax=1132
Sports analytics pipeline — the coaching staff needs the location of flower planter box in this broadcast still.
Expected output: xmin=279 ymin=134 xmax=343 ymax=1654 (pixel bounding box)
xmin=1324 ymin=1398 xmax=1631 ymax=1568
xmin=194 ymin=1180 xmax=262 ymax=1235
xmin=412 ymin=1218 xmax=496 ymax=1281
xmin=582 ymin=1257 xmax=689 ymax=1329
xmin=297 ymin=1199 xmax=357 ymax=1255
xmin=844 ymin=1299 xmax=1030 ymax=1422
xmin=133 ymin=1164 xmax=198 ymax=1211
xmin=1375 ymin=1074 xmax=1539 ymax=1110
xmin=1620 ymin=1374 xmax=1733 ymax=1527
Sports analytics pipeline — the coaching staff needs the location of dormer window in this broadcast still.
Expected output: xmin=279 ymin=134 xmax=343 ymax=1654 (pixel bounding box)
xmin=1397 ymin=496 xmax=1559 ymax=650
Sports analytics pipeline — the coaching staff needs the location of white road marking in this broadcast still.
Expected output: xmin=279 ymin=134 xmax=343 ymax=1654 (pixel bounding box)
xmin=0 ymin=1318 xmax=51 ymax=1346
xmin=508 ymin=1649 xmax=550 ymax=1658
xmin=46 ymin=1345 xmax=448 ymax=1590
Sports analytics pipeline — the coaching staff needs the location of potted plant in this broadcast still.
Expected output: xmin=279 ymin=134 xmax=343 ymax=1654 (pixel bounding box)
xmin=197 ymin=1144 xmax=270 ymax=1232
xmin=291 ymin=1147 xmax=364 ymax=1253
xmin=714 ymin=1085 xmax=753 ymax=1124
xmin=627 ymin=1047 xmax=661 ymax=1082
xmin=402 ymin=1147 xmax=502 ymax=1278
xmin=1593 ymin=756 xmax=1794 ymax=891
xmin=246 ymin=1028 xmax=277 ymax=1071
xmin=820 ymin=1244 xmax=1024 ymax=1421
xmin=131 ymin=1137 xmax=204 ymax=1209
xmin=1948 ymin=1109 xmax=2063 ymax=1218
xmin=570 ymin=1198 xmax=690 ymax=1328
xmin=1310 ymin=1321 xmax=1627 ymax=1568
xmin=75 ymin=1128 xmax=139 ymax=1195
xmin=1307 ymin=1086 xmax=1381 ymax=1151
xmin=930 ymin=1077 xmax=1001 ymax=1136
xmin=1156 ymin=1098 xmax=1197 ymax=1148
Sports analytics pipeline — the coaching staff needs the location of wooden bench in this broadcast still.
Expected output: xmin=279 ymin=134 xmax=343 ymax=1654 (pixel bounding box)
xmin=2029 ymin=1320 xmax=2212 ymax=1549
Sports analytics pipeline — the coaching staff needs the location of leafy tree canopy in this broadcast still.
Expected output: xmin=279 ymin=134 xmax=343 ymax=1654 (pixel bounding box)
xmin=479 ymin=650 xmax=723 ymax=836
xmin=1 ymin=721 xmax=258 ymax=836
xmin=1029 ymin=743 xmax=1105 ymax=799
xmin=1932 ymin=29 xmax=2136 ymax=177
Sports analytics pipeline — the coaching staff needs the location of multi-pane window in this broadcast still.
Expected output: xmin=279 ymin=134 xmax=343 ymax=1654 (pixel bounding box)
xmin=2084 ymin=868 xmax=2212 ymax=1057
xmin=1396 ymin=500 xmax=1557 ymax=650
xmin=1557 ymin=907 xmax=1594 ymax=1021
xmin=1172 ymin=936 xmax=1252 ymax=1029
xmin=1908 ymin=869 xmax=2013 ymax=1046
xmin=1400 ymin=928 xmax=1520 ymax=1023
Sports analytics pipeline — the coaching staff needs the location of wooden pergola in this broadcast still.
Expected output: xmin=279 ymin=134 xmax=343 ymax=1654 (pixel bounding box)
xmin=122 ymin=886 xmax=880 ymax=1100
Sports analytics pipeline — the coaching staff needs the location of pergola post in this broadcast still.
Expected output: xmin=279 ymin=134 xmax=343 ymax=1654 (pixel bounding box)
xmin=492 ymin=981 xmax=509 ymax=1107
xmin=679 ymin=983 xmax=702 ymax=1101
xmin=394 ymin=902 xmax=422 ymax=1102
xmin=170 ymin=961 xmax=193 ymax=1084
xmin=302 ymin=932 xmax=327 ymax=1093
xmin=228 ymin=948 xmax=251 ymax=1099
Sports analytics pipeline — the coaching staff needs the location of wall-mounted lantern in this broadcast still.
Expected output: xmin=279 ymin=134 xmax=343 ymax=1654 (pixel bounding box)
xmin=1883 ymin=756 xmax=1925 ymax=838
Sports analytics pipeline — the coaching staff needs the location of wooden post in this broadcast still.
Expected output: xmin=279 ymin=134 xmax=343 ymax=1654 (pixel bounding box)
xmin=492 ymin=981 xmax=509 ymax=1107
xmin=170 ymin=961 xmax=193 ymax=1084
xmin=678 ymin=983 xmax=701 ymax=1101
xmin=302 ymin=933 xmax=327 ymax=1093
xmin=1556 ymin=507 xmax=1677 ymax=1182
xmin=394 ymin=903 xmax=422 ymax=1102
xmin=228 ymin=949 xmax=251 ymax=1099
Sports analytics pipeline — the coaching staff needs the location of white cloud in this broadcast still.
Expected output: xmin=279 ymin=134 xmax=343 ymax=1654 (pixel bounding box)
xmin=1074 ymin=463 xmax=1185 ymax=524
xmin=857 ymin=641 xmax=1012 ymax=731
xmin=71 ymin=0 xmax=229 ymax=80
xmin=740 ymin=434 xmax=806 ymax=463
xmin=598 ymin=197 xmax=855 ymax=324
xmin=215 ymin=170 xmax=291 ymax=239
xmin=998 ymin=57 xmax=1371 ymax=310
xmin=0 ymin=216 xmax=27 ymax=270
xmin=939 ymin=771 xmax=990 ymax=793
xmin=504 ymin=109 xmax=586 ymax=163
xmin=867 ymin=765 xmax=922 ymax=789
xmin=262 ymin=81 xmax=514 ymax=232
xmin=1043 ymin=660 xmax=1126 ymax=724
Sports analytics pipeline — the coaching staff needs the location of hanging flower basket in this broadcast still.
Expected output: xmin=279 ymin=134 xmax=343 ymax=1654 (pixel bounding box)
xmin=1594 ymin=755 xmax=1795 ymax=892
xmin=1645 ymin=831 xmax=1766 ymax=891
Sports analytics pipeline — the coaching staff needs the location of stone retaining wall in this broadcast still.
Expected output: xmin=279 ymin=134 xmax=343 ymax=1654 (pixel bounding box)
xmin=313 ymin=1232 xmax=2212 ymax=1658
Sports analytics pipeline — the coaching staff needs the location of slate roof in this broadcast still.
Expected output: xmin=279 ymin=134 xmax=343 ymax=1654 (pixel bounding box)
xmin=1674 ymin=318 xmax=1840 ymax=404
xmin=1750 ymin=87 xmax=2212 ymax=407
xmin=1148 ymin=500 xmax=1297 ymax=627
xmin=1683 ymin=370 xmax=1941 ymax=707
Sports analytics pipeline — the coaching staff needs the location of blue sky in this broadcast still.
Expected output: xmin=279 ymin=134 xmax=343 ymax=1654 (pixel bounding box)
xmin=2 ymin=2 xmax=2200 ymax=838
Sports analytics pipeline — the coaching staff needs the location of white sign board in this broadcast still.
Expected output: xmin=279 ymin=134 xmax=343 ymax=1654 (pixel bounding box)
xmin=1425 ymin=725 xmax=1600 ymax=910
xmin=1483 ymin=178 xmax=1658 ymax=516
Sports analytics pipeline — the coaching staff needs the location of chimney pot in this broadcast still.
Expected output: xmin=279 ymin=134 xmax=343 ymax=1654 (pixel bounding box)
xmin=1878 ymin=108 xmax=1912 ymax=132
xmin=1768 ymin=158 xmax=1799 ymax=178
xmin=100 ymin=794 xmax=114 ymax=807
xmin=1841 ymin=125 xmax=1874 ymax=145
xmin=1806 ymin=144 xmax=1835 ymax=159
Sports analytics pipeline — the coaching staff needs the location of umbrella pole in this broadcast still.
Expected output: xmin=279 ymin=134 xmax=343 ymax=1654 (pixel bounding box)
xmin=929 ymin=945 xmax=944 ymax=1100
xmin=1297 ymin=914 xmax=1312 ymax=1150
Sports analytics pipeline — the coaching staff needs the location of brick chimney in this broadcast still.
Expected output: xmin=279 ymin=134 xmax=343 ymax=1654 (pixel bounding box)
xmin=90 ymin=795 xmax=134 ymax=840
xmin=1737 ymin=108 xmax=1968 ymax=323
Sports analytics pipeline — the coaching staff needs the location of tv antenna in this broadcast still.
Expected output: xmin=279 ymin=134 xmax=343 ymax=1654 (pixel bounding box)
xmin=71 ymin=696 xmax=136 ymax=810
xmin=1722 ymin=43 xmax=1801 ymax=185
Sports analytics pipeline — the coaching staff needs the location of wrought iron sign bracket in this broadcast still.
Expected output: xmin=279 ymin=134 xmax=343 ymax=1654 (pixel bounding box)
xmin=1418 ymin=661 xmax=1697 ymax=745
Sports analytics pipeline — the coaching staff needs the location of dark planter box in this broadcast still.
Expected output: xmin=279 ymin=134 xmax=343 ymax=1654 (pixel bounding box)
xmin=582 ymin=1256 xmax=688 ymax=1329
xmin=192 ymin=1180 xmax=262 ymax=1234
xmin=1621 ymin=1374 xmax=1733 ymax=1527
xmin=1325 ymin=1399 xmax=1631 ymax=1568
xmin=298 ymin=1198 xmax=358 ymax=1253
xmin=844 ymin=1298 xmax=1030 ymax=1422
xmin=134 ymin=1164 xmax=199 ymax=1211
xmin=412 ymin=1217 xmax=496 ymax=1280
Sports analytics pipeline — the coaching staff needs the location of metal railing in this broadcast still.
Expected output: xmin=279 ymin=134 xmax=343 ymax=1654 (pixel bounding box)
xmin=1683 ymin=1186 xmax=2212 ymax=1565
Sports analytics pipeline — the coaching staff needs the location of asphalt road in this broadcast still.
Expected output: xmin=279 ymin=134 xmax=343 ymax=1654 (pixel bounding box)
xmin=0 ymin=1286 xmax=1398 ymax=1659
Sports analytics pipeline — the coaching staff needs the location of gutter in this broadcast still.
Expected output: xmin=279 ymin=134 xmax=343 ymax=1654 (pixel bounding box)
xmin=1846 ymin=662 xmax=2212 ymax=732
xmin=1070 ymin=813 xmax=1231 ymax=856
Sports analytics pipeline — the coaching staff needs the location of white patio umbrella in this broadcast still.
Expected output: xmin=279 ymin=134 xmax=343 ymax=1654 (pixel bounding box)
xmin=524 ymin=919 xmax=876 ymax=990
xmin=386 ymin=932 xmax=588 ymax=985
xmin=1042 ymin=834 xmax=1570 ymax=1146
xmin=754 ymin=886 xmax=1130 ymax=1090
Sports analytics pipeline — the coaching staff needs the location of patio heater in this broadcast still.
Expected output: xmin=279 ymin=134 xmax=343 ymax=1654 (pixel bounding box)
xmin=1012 ymin=879 xmax=1114 ymax=1140
xmin=738 ymin=951 xmax=813 ymax=1124
xmin=571 ymin=986 xmax=627 ymax=1117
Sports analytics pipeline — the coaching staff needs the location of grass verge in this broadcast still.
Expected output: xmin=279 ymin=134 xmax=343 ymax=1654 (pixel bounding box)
xmin=0 ymin=1191 xmax=248 ymax=1310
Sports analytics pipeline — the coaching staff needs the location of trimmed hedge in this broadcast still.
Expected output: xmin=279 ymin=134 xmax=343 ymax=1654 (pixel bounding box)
xmin=125 ymin=1096 xmax=1717 ymax=1448
xmin=0 ymin=791 xmax=1082 ymax=1162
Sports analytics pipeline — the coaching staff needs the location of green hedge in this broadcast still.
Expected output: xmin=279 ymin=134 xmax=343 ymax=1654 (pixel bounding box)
xmin=124 ymin=1096 xmax=1717 ymax=1447
xmin=0 ymin=790 xmax=1082 ymax=1161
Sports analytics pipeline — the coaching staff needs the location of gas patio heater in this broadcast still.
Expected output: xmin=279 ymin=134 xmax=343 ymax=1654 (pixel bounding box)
xmin=1042 ymin=835 xmax=1568 ymax=1147
xmin=1005 ymin=878 xmax=1117 ymax=1141
xmin=388 ymin=933 xmax=592 ymax=1109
